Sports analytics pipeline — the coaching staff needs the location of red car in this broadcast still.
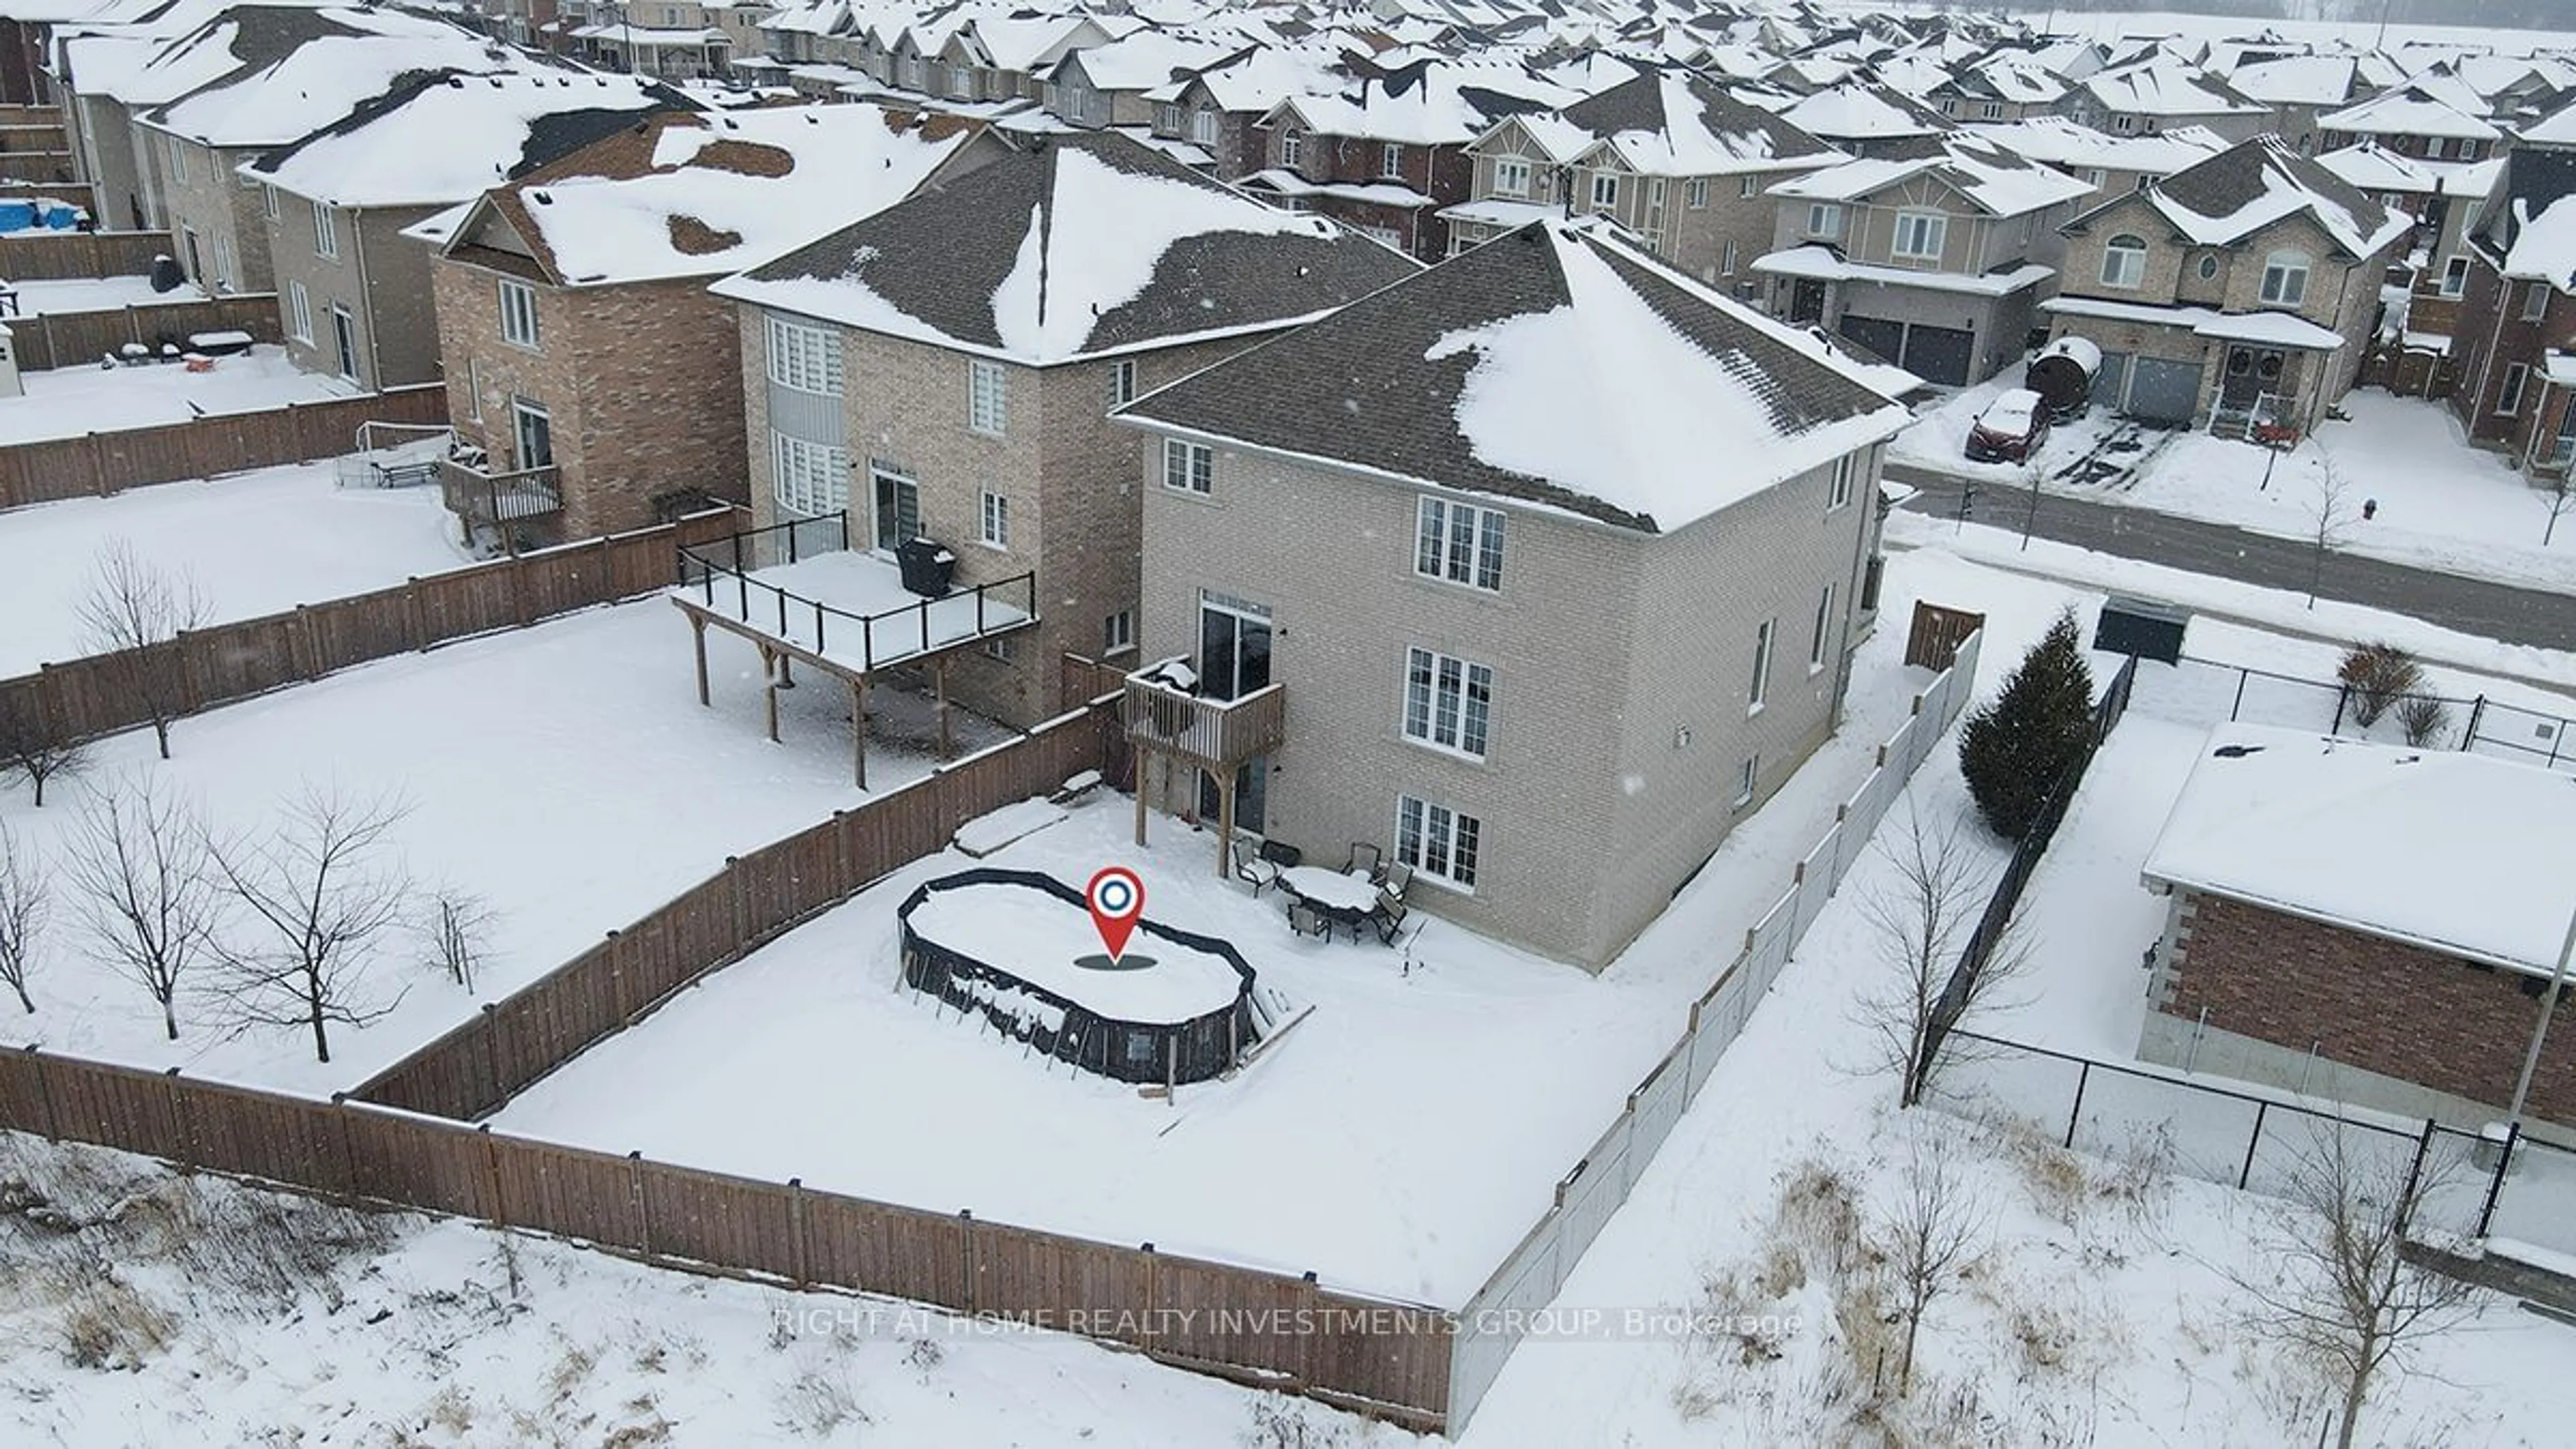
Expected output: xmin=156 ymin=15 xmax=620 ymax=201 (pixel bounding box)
xmin=1966 ymin=388 xmax=2051 ymax=464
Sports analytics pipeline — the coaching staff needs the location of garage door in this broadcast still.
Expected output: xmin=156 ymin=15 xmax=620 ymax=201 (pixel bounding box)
xmin=2124 ymin=357 xmax=2203 ymax=424
xmin=1898 ymin=325 xmax=1976 ymax=387
xmin=1837 ymin=313 xmax=1904 ymax=366
xmin=2092 ymin=351 xmax=2129 ymax=408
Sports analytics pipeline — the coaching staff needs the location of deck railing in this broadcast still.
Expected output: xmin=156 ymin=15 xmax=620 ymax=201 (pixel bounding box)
xmin=1121 ymin=674 xmax=1286 ymax=769
xmin=440 ymin=455 xmax=562 ymax=523
xmin=674 ymin=512 xmax=1036 ymax=673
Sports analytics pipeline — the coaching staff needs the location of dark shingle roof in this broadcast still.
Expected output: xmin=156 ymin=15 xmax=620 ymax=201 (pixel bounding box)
xmin=2152 ymin=134 xmax=2398 ymax=256
xmin=1118 ymin=222 xmax=1906 ymax=534
xmin=1558 ymin=69 xmax=1839 ymax=168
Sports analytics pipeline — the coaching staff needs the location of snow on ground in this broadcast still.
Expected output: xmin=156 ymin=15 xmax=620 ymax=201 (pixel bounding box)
xmin=0 ymin=598 xmax=1010 ymax=1097
xmin=1898 ymin=375 xmax=2576 ymax=592
xmin=492 ymin=576 xmax=1967 ymax=1307
xmin=1453 ymin=547 xmax=2576 ymax=1448
xmin=0 ymin=460 xmax=468 ymax=674
xmin=0 ymin=1129 xmax=1411 ymax=1449
xmin=0 ymin=274 xmax=207 ymax=317
xmin=0 ymin=345 xmax=358 ymax=445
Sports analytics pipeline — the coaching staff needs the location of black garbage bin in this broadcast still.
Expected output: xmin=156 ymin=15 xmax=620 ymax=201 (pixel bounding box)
xmin=895 ymin=537 xmax=955 ymax=597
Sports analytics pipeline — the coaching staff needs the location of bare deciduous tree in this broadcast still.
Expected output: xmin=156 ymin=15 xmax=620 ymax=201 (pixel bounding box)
xmin=0 ymin=819 xmax=44 ymax=1012
xmin=2544 ymin=476 xmax=2575 ymax=548
xmin=1874 ymin=1138 xmax=1988 ymax=1397
xmin=414 ymin=886 xmax=496 ymax=994
xmin=203 ymin=786 xmax=412 ymax=1063
xmin=1854 ymin=798 xmax=2031 ymax=1107
xmin=60 ymin=775 xmax=215 ymax=1040
xmin=2305 ymin=453 xmax=2355 ymax=610
xmin=74 ymin=540 xmax=211 ymax=761
xmin=0 ymin=694 xmax=89 ymax=807
xmin=2231 ymin=1126 xmax=2475 ymax=1449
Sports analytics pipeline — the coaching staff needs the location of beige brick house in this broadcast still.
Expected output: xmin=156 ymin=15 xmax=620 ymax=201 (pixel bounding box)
xmin=1115 ymin=221 xmax=1913 ymax=969
xmin=2042 ymin=135 xmax=2407 ymax=435
xmin=2141 ymin=725 xmax=2576 ymax=1129
xmin=425 ymin=103 xmax=1000 ymax=547
xmin=708 ymin=130 xmax=1417 ymax=730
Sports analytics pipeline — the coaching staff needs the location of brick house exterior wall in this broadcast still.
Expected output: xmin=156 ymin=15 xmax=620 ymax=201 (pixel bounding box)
xmin=150 ymin=132 xmax=272 ymax=292
xmin=2149 ymin=888 xmax=2576 ymax=1125
xmin=2449 ymin=254 xmax=2576 ymax=467
xmin=264 ymin=198 xmax=443 ymax=389
xmin=1131 ymin=431 xmax=1884 ymax=970
xmin=1259 ymin=115 xmax=1466 ymax=263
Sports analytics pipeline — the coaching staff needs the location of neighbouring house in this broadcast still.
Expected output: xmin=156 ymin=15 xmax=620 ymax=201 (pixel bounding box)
xmin=1112 ymin=219 xmax=1912 ymax=970
xmin=2446 ymin=103 xmax=2576 ymax=476
xmin=1925 ymin=52 xmax=2068 ymax=125
xmin=2041 ymin=134 xmax=2406 ymax=436
xmin=1142 ymin=42 xmax=1342 ymax=182
xmin=2056 ymin=57 xmax=2273 ymax=144
xmin=2317 ymin=74 xmax=2505 ymax=169
xmin=2139 ymin=725 xmax=2576 ymax=1130
xmin=1756 ymin=130 xmax=2092 ymax=386
xmin=708 ymin=130 xmax=1417 ymax=729
xmin=2315 ymin=138 xmax=2499 ymax=353
xmin=1969 ymin=115 xmax=2229 ymax=204
xmin=1769 ymin=80 xmax=1950 ymax=160
xmin=563 ymin=0 xmax=731 ymax=80
xmin=422 ymin=102 xmax=1002 ymax=547
xmin=242 ymin=70 xmax=678 ymax=392
xmin=2223 ymin=51 xmax=2394 ymax=155
xmin=1041 ymin=28 xmax=1236 ymax=131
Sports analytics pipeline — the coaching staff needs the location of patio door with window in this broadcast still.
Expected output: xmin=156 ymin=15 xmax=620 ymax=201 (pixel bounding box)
xmin=871 ymin=465 xmax=920 ymax=553
xmin=512 ymin=400 xmax=553 ymax=470
xmin=1197 ymin=592 xmax=1272 ymax=835
xmin=331 ymin=307 xmax=359 ymax=382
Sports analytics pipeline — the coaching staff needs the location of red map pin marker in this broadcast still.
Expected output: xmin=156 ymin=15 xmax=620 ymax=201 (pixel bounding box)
xmin=1086 ymin=867 xmax=1144 ymax=963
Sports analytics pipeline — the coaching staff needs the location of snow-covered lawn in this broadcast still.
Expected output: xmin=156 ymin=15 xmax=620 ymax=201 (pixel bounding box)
xmin=0 ymin=599 xmax=1009 ymax=1097
xmin=1898 ymin=374 xmax=2576 ymax=592
xmin=0 ymin=274 xmax=207 ymax=317
xmin=0 ymin=460 xmax=468 ymax=674
xmin=491 ymin=581 xmax=1969 ymax=1307
xmin=0 ymin=344 xmax=358 ymax=445
xmin=1453 ymin=548 xmax=2576 ymax=1447
xmin=0 ymin=1129 xmax=1410 ymax=1448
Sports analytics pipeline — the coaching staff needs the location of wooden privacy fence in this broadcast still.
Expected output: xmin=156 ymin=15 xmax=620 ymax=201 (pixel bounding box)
xmin=3 ymin=291 xmax=283 ymax=371
xmin=0 ymin=150 xmax=72 ymax=184
xmin=351 ymin=698 xmax=1123 ymax=1122
xmin=0 ymin=507 xmax=743 ymax=745
xmin=0 ymin=228 xmax=172 ymax=279
xmin=0 ymin=1045 xmax=1452 ymax=1430
xmin=0 ymin=382 xmax=445 ymax=509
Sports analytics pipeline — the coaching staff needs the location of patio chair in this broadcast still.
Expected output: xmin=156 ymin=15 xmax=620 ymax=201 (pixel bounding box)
xmin=1373 ymin=890 xmax=1409 ymax=945
xmin=1235 ymin=854 xmax=1279 ymax=897
xmin=1288 ymin=901 xmax=1331 ymax=940
xmin=1258 ymin=839 xmax=1303 ymax=869
xmin=1380 ymin=861 xmax=1413 ymax=901
xmin=1344 ymin=842 xmax=1382 ymax=879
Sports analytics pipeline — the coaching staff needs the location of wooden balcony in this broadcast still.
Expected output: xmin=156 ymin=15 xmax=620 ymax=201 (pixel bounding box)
xmin=1122 ymin=676 xmax=1285 ymax=771
xmin=441 ymin=456 xmax=563 ymax=525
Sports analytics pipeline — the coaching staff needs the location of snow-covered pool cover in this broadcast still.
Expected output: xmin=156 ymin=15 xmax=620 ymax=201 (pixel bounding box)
xmin=2143 ymin=724 xmax=2576 ymax=976
xmin=906 ymin=878 xmax=1244 ymax=1024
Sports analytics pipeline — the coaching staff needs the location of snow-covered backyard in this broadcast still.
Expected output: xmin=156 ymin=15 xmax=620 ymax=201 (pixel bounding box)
xmin=0 ymin=460 xmax=468 ymax=674
xmin=0 ymin=274 xmax=207 ymax=317
xmin=0 ymin=598 xmax=1010 ymax=1097
xmin=1897 ymin=372 xmax=2576 ymax=592
xmin=0 ymin=344 xmax=358 ymax=445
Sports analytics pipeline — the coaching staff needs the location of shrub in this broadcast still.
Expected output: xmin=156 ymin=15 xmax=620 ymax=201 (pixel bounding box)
xmin=1956 ymin=609 xmax=2096 ymax=840
xmin=2337 ymin=643 xmax=2422 ymax=729
xmin=2398 ymin=694 xmax=2451 ymax=747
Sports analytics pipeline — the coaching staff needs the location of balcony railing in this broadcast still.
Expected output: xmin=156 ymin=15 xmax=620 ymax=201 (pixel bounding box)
xmin=1122 ymin=674 xmax=1285 ymax=770
xmin=441 ymin=456 xmax=562 ymax=525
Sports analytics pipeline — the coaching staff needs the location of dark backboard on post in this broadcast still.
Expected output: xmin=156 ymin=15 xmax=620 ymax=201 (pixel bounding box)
xmin=2094 ymin=596 xmax=2190 ymax=664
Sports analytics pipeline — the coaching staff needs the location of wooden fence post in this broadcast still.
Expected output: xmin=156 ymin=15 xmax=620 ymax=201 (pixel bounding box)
xmin=404 ymin=578 xmax=427 ymax=652
xmin=959 ymin=1208 xmax=977 ymax=1314
xmin=629 ymin=1150 xmax=652 ymax=1256
xmin=788 ymin=1177 xmax=810 ymax=1288
xmin=478 ymin=1123 xmax=506 ymax=1225
xmin=85 ymin=431 xmax=109 ymax=497
xmin=23 ymin=1044 xmax=58 ymax=1139
xmin=163 ymin=1065 xmax=193 ymax=1162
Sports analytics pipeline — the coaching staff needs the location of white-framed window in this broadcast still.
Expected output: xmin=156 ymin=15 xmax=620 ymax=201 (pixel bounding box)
xmin=2197 ymin=252 xmax=2220 ymax=282
xmin=1807 ymin=203 xmax=1841 ymax=239
xmin=1163 ymin=437 xmax=1212 ymax=494
xmin=1281 ymin=127 xmax=1304 ymax=169
xmin=2498 ymin=362 xmax=2529 ymax=416
xmin=1415 ymin=496 xmax=1504 ymax=592
xmin=1686 ymin=178 xmax=1709 ymax=209
xmin=2440 ymin=256 xmax=2469 ymax=298
xmin=2100 ymin=233 xmax=2147 ymax=289
xmin=1721 ymin=239 xmax=1737 ymax=276
xmin=1403 ymin=647 xmax=1493 ymax=759
xmin=1493 ymin=156 xmax=1532 ymax=198
xmin=1748 ymin=616 xmax=1774 ymax=713
xmin=1104 ymin=609 xmax=1134 ymax=655
xmin=1739 ymin=174 xmax=1758 ymax=199
xmin=2524 ymin=280 xmax=2552 ymax=322
xmin=1828 ymin=453 xmax=1855 ymax=511
xmin=979 ymin=488 xmax=1010 ymax=548
xmin=968 ymin=359 xmax=1006 ymax=435
xmin=1590 ymin=170 xmax=1618 ymax=209
xmin=1381 ymin=142 xmax=1404 ymax=178
xmin=1395 ymin=794 xmax=1481 ymax=892
xmin=498 ymin=278 xmax=539 ymax=350
xmin=1108 ymin=358 xmax=1136 ymax=407
xmin=1891 ymin=211 xmax=1945 ymax=262
xmin=983 ymin=636 xmax=1015 ymax=663
xmin=765 ymin=315 xmax=841 ymax=394
xmin=2259 ymin=250 xmax=2310 ymax=307
xmin=771 ymin=431 xmax=850 ymax=517
xmin=2113 ymin=113 xmax=2136 ymax=133
xmin=167 ymin=135 xmax=186 ymax=183
xmin=2551 ymin=407 xmax=2576 ymax=467
xmin=313 ymin=200 xmax=337 ymax=260
xmin=1191 ymin=108 xmax=1217 ymax=146
xmin=1735 ymin=755 xmax=1758 ymax=807
xmin=1158 ymin=103 xmax=1183 ymax=131
xmin=211 ymin=233 xmax=233 ymax=291
xmin=286 ymin=280 xmax=311 ymax=341
xmin=260 ymin=183 xmax=278 ymax=220
xmin=1979 ymin=100 xmax=2005 ymax=120
xmin=1809 ymin=583 xmax=1835 ymax=672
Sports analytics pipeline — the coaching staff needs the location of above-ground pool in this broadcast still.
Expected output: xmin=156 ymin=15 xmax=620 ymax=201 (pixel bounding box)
xmin=898 ymin=869 xmax=1268 ymax=1085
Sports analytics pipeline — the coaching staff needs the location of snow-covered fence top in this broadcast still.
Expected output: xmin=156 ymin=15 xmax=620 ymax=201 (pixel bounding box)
xmin=0 ymin=291 xmax=283 ymax=372
xmin=0 ymin=229 xmax=174 ymax=281
xmin=0 ymin=380 xmax=445 ymax=511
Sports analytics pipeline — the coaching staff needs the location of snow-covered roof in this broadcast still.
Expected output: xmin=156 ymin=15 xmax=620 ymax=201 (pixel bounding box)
xmin=145 ymin=7 xmax=563 ymax=148
xmin=2143 ymin=725 xmax=2576 ymax=979
xmin=1768 ymin=132 xmax=2089 ymax=219
xmin=1966 ymin=115 xmax=2227 ymax=178
xmin=2316 ymin=140 xmax=2436 ymax=197
xmin=1752 ymin=244 xmax=2053 ymax=298
xmin=2078 ymin=58 xmax=2267 ymax=118
xmin=1568 ymin=71 xmax=1843 ymax=177
xmin=451 ymin=103 xmax=987 ymax=288
xmin=2041 ymin=295 xmax=2347 ymax=351
xmin=2127 ymin=134 xmax=2409 ymax=260
xmin=712 ymin=129 xmax=1417 ymax=365
xmin=1436 ymin=197 xmax=1563 ymax=229
xmin=242 ymin=72 xmax=675 ymax=209
xmin=2224 ymin=54 xmax=2362 ymax=109
xmin=2503 ymin=195 xmax=2576 ymax=290
xmin=1269 ymin=55 xmax=1578 ymax=148
xmin=2319 ymin=83 xmax=2502 ymax=142
xmin=1117 ymin=221 xmax=1914 ymax=536
xmin=1242 ymin=168 xmax=1432 ymax=208
xmin=1776 ymin=82 xmax=1943 ymax=143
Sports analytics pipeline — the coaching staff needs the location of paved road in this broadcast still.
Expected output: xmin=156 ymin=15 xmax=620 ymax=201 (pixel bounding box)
xmin=1885 ymin=462 xmax=2576 ymax=655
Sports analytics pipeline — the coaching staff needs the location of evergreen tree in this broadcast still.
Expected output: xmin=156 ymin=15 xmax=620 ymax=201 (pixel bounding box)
xmin=1957 ymin=608 xmax=2096 ymax=840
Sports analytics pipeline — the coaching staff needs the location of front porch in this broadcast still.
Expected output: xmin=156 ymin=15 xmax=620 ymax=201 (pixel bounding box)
xmin=1122 ymin=666 xmax=1285 ymax=877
